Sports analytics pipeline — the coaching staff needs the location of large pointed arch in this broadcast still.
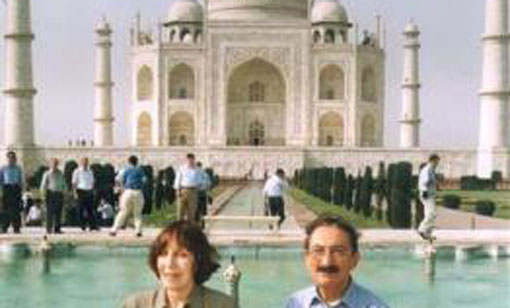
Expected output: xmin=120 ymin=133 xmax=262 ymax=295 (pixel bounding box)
xmin=227 ymin=58 xmax=286 ymax=146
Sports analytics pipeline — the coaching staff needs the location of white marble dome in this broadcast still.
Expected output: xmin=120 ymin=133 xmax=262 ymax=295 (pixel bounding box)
xmin=208 ymin=0 xmax=307 ymax=20
xmin=167 ymin=0 xmax=203 ymax=23
xmin=311 ymin=0 xmax=348 ymax=24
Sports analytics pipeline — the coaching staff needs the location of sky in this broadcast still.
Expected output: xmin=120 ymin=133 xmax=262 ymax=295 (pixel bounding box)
xmin=0 ymin=0 xmax=485 ymax=148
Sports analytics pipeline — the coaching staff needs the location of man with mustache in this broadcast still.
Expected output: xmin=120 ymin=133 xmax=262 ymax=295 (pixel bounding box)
xmin=285 ymin=216 xmax=389 ymax=308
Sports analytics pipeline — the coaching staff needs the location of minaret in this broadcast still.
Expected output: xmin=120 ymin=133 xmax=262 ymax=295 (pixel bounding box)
xmin=477 ymin=0 xmax=510 ymax=177
xmin=93 ymin=17 xmax=114 ymax=147
xmin=399 ymin=21 xmax=421 ymax=148
xmin=3 ymin=0 xmax=36 ymax=147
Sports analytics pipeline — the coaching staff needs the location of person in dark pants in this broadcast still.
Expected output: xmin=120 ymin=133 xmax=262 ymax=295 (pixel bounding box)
xmin=262 ymin=168 xmax=289 ymax=228
xmin=195 ymin=161 xmax=211 ymax=227
xmin=72 ymin=157 xmax=99 ymax=231
xmin=0 ymin=151 xmax=24 ymax=234
xmin=40 ymin=158 xmax=67 ymax=234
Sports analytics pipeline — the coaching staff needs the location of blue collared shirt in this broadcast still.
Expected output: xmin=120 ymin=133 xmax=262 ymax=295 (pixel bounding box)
xmin=0 ymin=165 xmax=23 ymax=186
xmin=285 ymin=282 xmax=389 ymax=308
xmin=119 ymin=166 xmax=146 ymax=190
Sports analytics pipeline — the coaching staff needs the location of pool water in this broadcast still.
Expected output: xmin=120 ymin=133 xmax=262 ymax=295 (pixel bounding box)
xmin=0 ymin=246 xmax=509 ymax=308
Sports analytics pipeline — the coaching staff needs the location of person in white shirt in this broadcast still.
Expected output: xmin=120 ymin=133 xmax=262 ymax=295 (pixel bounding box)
xmin=173 ymin=153 xmax=204 ymax=223
xmin=72 ymin=157 xmax=99 ymax=231
xmin=418 ymin=154 xmax=440 ymax=241
xmin=263 ymin=168 xmax=289 ymax=228
xmin=98 ymin=198 xmax=115 ymax=227
xmin=26 ymin=200 xmax=42 ymax=226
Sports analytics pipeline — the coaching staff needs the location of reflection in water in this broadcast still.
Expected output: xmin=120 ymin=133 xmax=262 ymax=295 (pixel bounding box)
xmin=423 ymin=253 xmax=436 ymax=286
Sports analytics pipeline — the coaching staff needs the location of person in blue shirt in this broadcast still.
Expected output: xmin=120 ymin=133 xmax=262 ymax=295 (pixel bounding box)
xmin=285 ymin=216 xmax=389 ymax=308
xmin=110 ymin=155 xmax=146 ymax=237
xmin=0 ymin=151 xmax=25 ymax=234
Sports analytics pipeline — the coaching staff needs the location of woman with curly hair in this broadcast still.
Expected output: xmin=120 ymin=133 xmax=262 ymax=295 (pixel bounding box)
xmin=122 ymin=220 xmax=235 ymax=308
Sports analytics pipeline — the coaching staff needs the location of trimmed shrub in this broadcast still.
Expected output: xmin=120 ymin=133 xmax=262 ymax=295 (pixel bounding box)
xmin=163 ymin=166 xmax=176 ymax=206
xmin=332 ymin=167 xmax=347 ymax=206
xmin=27 ymin=166 xmax=49 ymax=189
xmin=345 ymin=175 xmax=355 ymax=210
xmin=63 ymin=160 xmax=78 ymax=191
xmin=442 ymin=194 xmax=461 ymax=210
xmin=390 ymin=162 xmax=413 ymax=229
xmin=385 ymin=163 xmax=397 ymax=226
xmin=353 ymin=172 xmax=362 ymax=213
xmin=374 ymin=162 xmax=385 ymax=221
xmin=460 ymin=176 xmax=495 ymax=191
xmin=475 ymin=200 xmax=496 ymax=216
xmin=360 ymin=166 xmax=374 ymax=217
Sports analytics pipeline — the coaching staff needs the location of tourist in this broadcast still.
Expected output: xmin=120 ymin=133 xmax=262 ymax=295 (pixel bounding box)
xmin=25 ymin=199 xmax=43 ymax=227
xmin=0 ymin=151 xmax=25 ymax=234
xmin=98 ymin=198 xmax=115 ymax=227
xmin=40 ymin=158 xmax=67 ymax=234
xmin=110 ymin=155 xmax=146 ymax=237
xmin=262 ymin=168 xmax=289 ymax=228
xmin=121 ymin=220 xmax=235 ymax=308
xmin=195 ymin=161 xmax=211 ymax=227
xmin=72 ymin=157 xmax=99 ymax=231
xmin=285 ymin=216 xmax=389 ymax=308
xmin=173 ymin=153 xmax=203 ymax=223
xmin=417 ymin=154 xmax=441 ymax=241
xmin=22 ymin=190 xmax=34 ymax=221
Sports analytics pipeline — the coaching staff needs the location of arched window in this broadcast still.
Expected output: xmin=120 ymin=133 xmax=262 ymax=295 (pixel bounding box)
xmin=361 ymin=67 xmax=377 ymax=102
xmin=169 ymin=63 xmax=195 ymax=99
xmin=194 ymin=30 xmax=202 ymax=43
xmin=249 ymin=81 xmax=265 ymax=102
xmin=178 ymin=88 xmax=187 ymax=99
xmin=137 ymin=66 xmax=153 ymax=100
xmin=249 ymin=120 xmax=265 ymax=146
xmin=313 ymin=31 xmax=321 ymax=43
xmin=180 ymin=28 xmax=190 ymax=41
xmin=169 ymin=29 xmax=176 ymax=42
xmin=319 ymin=112 xmax=344 ymax=146
xmin=136 ymin=112 xmax=152 ymax=146
xmin=325 ymin=29 xmax=335 ymax=43
xmin=169 ymin=112 xmax=194 ymax=146
xmin=319 ymin=65 xmax=345 ymax=100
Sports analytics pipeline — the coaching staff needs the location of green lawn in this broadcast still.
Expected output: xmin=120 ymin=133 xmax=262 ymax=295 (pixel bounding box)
xmin=438 ymin=190 xmax=510 ymax=219
xmin=290 ymin=188 xmax=390 ymax=228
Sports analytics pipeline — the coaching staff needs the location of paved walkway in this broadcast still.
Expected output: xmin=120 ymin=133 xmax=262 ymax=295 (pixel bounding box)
xmin=436 ymin=206 xmax=510 ymax=229
xmin=207 ymin=182 xmax=302 ymax=235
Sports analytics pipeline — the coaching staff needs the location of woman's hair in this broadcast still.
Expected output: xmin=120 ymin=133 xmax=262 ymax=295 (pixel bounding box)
xmin=148 ymin=220 xmax=220 ymax=284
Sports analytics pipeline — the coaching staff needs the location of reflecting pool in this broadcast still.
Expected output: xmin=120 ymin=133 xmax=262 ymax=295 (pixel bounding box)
xmin=0 ymin=245 xmax=508 ymax=308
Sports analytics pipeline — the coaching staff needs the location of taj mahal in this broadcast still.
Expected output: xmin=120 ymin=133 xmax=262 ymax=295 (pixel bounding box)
xmin=1 ymin=0 xmax=510 ymax=179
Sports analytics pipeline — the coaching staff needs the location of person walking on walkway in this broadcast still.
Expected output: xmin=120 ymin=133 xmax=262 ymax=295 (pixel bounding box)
xmin=40 ymin=158 xmax=67 ymax=234
xmin=195 ymin=161 xmax=212 ymax=227
xmin=263 ymin=168 xmax=289 ymax=228
xmin=110 ymin=155 xmax=146 ymax=237
xmin=418 ymin=154 xmax=441 ymax=241
xmin=0 ymin=151 xmax=25 ymax=234
xmin=173 ymin=153 xmax=203 ymax=223
xmin=72 ymin=157 xmax=99 ymax=231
